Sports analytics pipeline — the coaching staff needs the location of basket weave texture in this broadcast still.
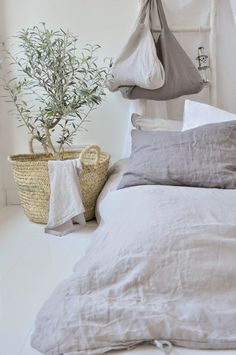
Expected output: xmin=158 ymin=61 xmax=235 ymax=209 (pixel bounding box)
xmin=8 ymin=145 xmax=110 ymax=224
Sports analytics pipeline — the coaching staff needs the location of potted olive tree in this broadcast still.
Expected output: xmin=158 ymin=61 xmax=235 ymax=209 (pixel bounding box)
xmin=1 ymin=24 xmax=111 ymax=223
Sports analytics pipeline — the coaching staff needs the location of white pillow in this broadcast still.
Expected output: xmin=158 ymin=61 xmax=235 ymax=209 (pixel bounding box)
xmin=131 ymin=113 xmax=183 ymax=131
xmin=183 ymin=100 xmax=236 ymax=131
xmin=123 ymin=113 xmax=182 ymax=158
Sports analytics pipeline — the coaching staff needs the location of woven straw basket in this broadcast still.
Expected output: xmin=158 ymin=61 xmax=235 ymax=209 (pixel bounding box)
xmin=8 ymin=145 xmax=110 ymax=224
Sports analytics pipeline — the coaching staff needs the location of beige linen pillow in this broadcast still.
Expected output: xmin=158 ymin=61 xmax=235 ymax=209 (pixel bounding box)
xmin=131 ymin=113 xmax=183 ymax=131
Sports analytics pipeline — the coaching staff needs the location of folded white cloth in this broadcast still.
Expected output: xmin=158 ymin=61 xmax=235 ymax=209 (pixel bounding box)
xmin=45 ymin=158 xmax=86 ymax=236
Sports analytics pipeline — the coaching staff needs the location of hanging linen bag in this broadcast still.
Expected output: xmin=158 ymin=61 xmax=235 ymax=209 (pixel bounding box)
xmin=120 ymin=0 xmax=203 ymax=101
xmin=106 ymin=0 xmax=165 ymax=92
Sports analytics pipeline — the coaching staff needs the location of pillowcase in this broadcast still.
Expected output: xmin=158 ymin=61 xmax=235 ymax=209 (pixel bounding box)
xmin=183 ymin=100 xmax=236 ymax=131
xmin=131 ymin=113 xmax=183 ymax=131
xmin=118 ymin=120 xmax=236 ymax=190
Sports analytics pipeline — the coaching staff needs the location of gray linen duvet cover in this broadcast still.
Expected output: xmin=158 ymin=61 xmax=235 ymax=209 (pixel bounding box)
xmin=31 ymin=161 xmax=236 ymax=354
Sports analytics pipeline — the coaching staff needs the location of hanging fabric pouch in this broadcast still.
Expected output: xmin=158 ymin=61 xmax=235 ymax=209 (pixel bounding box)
xmin=120 ymin=0 xmax=203 ymax=101
xmin=106 ymin=0 xmax=165 ymax=92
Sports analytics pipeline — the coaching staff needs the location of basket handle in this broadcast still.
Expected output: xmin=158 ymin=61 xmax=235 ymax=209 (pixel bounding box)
xmin=29 ymin=136 xmax=49 ymax=154
xmin=79 ymin=145 xmax=101 ymax=165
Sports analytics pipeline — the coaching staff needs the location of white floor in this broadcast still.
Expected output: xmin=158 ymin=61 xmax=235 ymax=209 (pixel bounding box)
xmin=0 ymin=206 xmax=235 ymax=355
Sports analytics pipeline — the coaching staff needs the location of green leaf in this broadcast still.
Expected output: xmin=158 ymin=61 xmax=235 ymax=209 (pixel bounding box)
xmin=1 ymin=23 xmax=110 ymax=152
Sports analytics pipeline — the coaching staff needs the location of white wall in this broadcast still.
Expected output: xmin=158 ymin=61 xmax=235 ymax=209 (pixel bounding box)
xmin=217 ymin=0 xmax=236 ymax=113
xmin=0 ymin=157 xmax=6 ymax=209
xmin=0 ymin=104 xmax=6 ymax=208
xmin=0 ymin=0 xmax=138 ymax=204
xmin=0 ymin=105 xmax=6 ymax=208
xmin=0 ymin=0 xmax=6 ymax=209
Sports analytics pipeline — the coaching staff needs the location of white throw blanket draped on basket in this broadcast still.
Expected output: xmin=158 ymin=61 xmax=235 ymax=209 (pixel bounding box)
xmin=45 ymin=159 xmax=86 ymax=236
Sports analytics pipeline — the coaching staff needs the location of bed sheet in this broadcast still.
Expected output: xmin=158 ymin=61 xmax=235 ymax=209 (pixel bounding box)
xmin=96 ymin=159 xmax=128 ymax=221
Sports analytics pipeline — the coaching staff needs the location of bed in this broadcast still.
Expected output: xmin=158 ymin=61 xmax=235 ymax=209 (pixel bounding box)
xmin=31 ymin=101 xmax=236 ymax=355
xmin=98 ymin=160 xmax=236 ymax=355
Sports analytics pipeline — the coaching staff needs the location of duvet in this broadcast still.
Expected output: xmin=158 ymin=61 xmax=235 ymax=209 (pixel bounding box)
xmin=31 ymin=161 xmax=236 ymax=354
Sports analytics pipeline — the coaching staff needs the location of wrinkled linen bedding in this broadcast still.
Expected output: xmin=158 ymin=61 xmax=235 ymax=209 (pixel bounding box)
xmin=31 ymin=160 xmax=236 ymax=354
